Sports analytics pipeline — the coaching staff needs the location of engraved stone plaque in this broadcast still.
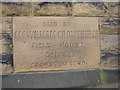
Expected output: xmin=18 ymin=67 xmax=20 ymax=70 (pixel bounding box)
xmin=13 ymin=17 xmax=100 ymax=72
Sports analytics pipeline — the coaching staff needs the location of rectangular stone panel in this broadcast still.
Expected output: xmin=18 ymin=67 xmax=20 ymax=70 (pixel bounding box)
xmin=13 ymin=17 xmax=100 ymax=72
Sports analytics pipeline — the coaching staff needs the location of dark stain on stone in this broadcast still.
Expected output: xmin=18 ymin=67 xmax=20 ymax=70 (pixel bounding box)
xmin=101 ymin=51 xmax=119 ymax=60
xmin=0 ymin=34 xmax=12 ymax=40
xmin=91 ymin=2 xmax=107 ymax=10
xmin=0 ymin=54 xmax=13 ymax=65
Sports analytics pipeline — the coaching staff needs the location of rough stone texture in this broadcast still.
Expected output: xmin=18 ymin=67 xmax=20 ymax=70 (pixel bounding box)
xmin=2 ymin=2 xmax=31 ymax=16
xmin=1 ymin=2 xmax=120 ymax=17
xmin=109 ymin=2 xmax=119 ymax=18
xmin=0 ymin=34 xmax=13 ymax=73
xmin=99 ymin=18 xmax=119 ymax=34
xmin=33 ymin=2 xmax=71 ymax=16
xmin=0 ymin=54 xmax=13 ymax=64
xmin=0 ymin=16 xmax=13 ymax=74
xmin=0 ymin=17 xmax=13 ymax=54
xmin=73 ymin=2 xmax=108 ymax=17
xmin=0 ymin=17 xmax=2 ymax=33
xmin=0 ymin=41 xmax=12 ymax=54
xmin=100 ymin=35 xmax=119 ymax=66
xmin=0 ymin=34 xmax=12 ymax=54
xmin=1 ymin=18 xmax=119 ymax=73
xmin=100 ymin=51 xmax=119 ymax=66
xmin=100 ymin=35 xmax=119 ymax=51
xmin=1 ymin=17 xmax=12 ymax=34
xmin=87 ymin=83 xmax=119 ymax=88
xmin=1 ymin=2 xmax=119 ymax=74
xmin=0 ymin=3 xmax=2 ymax=17
xmin=1 ymin=63 xmax=13 ymax=74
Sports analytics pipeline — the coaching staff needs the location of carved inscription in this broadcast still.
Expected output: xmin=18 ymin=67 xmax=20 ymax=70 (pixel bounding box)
xmin=13 ymin=17 xmax=100 ymax=72
xmin=14 ymin=30 xmax=99 ymax=39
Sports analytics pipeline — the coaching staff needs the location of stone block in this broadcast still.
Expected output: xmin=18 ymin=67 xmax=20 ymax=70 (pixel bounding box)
xmin=33 ymin=2 xmax=71 ymax=16
xmin=1 ymin=63 xmax=13 ymax=74
xmin=73 ymin=2 xmax=108 ymax=17
xmin=1 ymin=17 xmax=12 ymax=34
xmin=0 ymin=34 xmax=12 ymax=54
xmin=100 ymin=35 xmax=119 ymax=51
xmin=99 ymin=18 xmax=119 ymax=34
xmin=109 ymin=2 xmax=119 ymax=18
xmin=2 ymin=2 xmax=31 ymax=16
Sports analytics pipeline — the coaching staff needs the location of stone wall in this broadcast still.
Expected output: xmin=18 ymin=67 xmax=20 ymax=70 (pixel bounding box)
xmin=0 ymin=2 xmax=119 ymax=74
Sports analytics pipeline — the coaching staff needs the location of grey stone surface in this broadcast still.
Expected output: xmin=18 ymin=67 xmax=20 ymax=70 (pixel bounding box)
xmin=100 ymin=35 xmax=119 ymax=51
xmin=0 ymin=54 xmax=13 ymax=64
xmin=2 ymin=69 xmax=99 ymax=88
xmin=100 ymin=36 xmax=119 ymax=66
xmin=93 ymin=83 xmax=119 ymax=88
xmin=101 ymin=51 xmax=119 ymax=66
xmin=2 ymin=69 xmax=119 ymax=88
xmin=99 ymin=18 xmax=119 ymax=34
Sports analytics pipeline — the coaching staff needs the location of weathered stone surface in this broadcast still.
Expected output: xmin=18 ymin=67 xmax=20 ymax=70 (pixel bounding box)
xmin=13 ymin=17 xmax=100 ymax=72
xmin=1 ymin=2 xmax=119 ymax=73
xmin=99 ymin=18 xmax=119 ymax=34
xmin=100 ymin=35 xmax=119 ymax=51
xmin=1 ymin=34 xmax=119 ymax=67
xmin=0 ymin=34 xmax=12 ymax=42
xmin=1 ymin=63 xmax=13 ymax=74
xmin=100 ymin=35 xmax=119 ymax=67
xmin=73 ymin=2 xmax=108 ymax=17
xmin=0 ymin=41 xmax=12 ymax=54
xmin=100 ymin=51 xmax=119 ymax=66
xmin=0 ymin=18 xmax=2 ymax=33
xmin=33 ymin=2 xmax=71 ymax=16
xmin=1 ymin=17 xmax=12 ymax=34
xmin=0 ymin=34 xmax=12 ymax=54
xmin=109 ymin=2 xmax=119 ymax=18
xmin=2 ymin=2 xmax=31 ymax=16
xmin=91 ymin=83 xmax=119 ymax=88
xmin=0 ymin=3 xmax=2 ymax=17
xmin=0 ymin=54 xmax=13 ymax=64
